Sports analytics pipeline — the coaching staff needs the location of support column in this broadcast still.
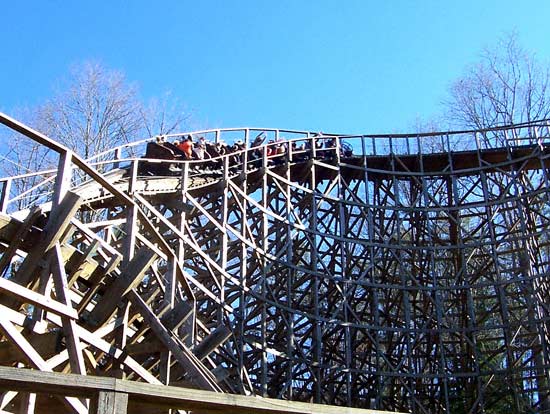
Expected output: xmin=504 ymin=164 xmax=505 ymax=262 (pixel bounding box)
xmin=92 ymin=391 xmax=128 ymax=414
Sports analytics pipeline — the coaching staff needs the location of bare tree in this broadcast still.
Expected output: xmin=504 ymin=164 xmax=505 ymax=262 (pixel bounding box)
xmin=442 ymin=33 xmax=550 ymax=413
xmin=37 ymin=62 xmax=144 ymax=159
xmin=0 ymin=61 xmax=190 ymax=210
xmin=444 ymin=33 xmax=550 ymax=131
xmin=140 ymin=91 xmax=192 ymax=137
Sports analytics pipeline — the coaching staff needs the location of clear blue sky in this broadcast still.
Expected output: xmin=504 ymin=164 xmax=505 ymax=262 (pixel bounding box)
xmin=2 ymin=1 xmax=550 ymax=135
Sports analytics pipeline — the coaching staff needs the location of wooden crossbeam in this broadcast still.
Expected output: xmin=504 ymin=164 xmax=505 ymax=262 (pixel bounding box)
xmin=0 ymin=318 xmax=87 ymax=414
xmin=87 ymin=246 xmax=157 ymax=327
xmin=193 ymin=325 xmax=231 ymax=361
xmin=1 ymin=192 xmax=82 ymax=309
xmin=127 ymin=290 xmax=221 ymax=392
xmin=0 ymin=276 xmax=77 ymax=320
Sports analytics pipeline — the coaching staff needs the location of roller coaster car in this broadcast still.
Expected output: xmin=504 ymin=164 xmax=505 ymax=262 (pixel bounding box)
xmin=140 ymin=142 xmax=186 ymax=175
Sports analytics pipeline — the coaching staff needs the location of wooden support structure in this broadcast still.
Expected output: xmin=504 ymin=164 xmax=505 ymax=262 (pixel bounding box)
xmin=0 ymin=112 xmax=549 ymax=413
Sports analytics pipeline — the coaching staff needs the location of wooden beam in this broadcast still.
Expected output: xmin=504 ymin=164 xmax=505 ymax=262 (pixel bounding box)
xmin=0 ymin=366 xmax=397 ymax=414
xmin=0 ymin=276 xmax=78 ymax=320
xmin=126 ymin=290 xmax=221 ymax=392
xmin=17 ymin=392 xmax=36 ymax=414
xmin=193 ymin=325 xmax=231 ymax=361
xmin=125 ymin=339 xmax=163 ymax=356
xmin=0 ymin=207 xmax=43 ymax=279
xmin=0 ymin=320 xmax=87 ymax=414
xmin=51 ymin=243 xmax=86 ymax=375
xmin=160 ymin=301 xmax=193 ymax=332
xmin=52 ymin=150 xmax=73 ymax=209
xmin=87 ymin=247 xmax=157 ymax=327
xmin=46 ymin=313 xmax=161 ymax=385
xmin=2 ymin=191 xmax=82 ymax=304
xmin=95 ymin=390 xmax=128 ymax=414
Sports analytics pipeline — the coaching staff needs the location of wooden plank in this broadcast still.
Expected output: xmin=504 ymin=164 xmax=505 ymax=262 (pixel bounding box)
xmin=0 ymin=366 xmax=115 ymax=396
xmin=87 ymin=246 xmax=157 ymax=327
xmin=0 ymin=276 xmax=78 ymax=319
xmin=0 ymin=366 xmax=398 ymax=414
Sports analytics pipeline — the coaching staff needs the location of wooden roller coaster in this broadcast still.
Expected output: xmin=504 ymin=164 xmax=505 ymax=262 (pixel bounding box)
xmin=0 ymin=112 xmax=549 ymax=413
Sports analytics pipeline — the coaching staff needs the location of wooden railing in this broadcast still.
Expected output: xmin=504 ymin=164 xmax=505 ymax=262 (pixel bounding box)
xmin=0 ymin=366 xmax=398 ymax=414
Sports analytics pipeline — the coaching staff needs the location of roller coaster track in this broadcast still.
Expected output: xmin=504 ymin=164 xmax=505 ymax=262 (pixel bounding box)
xmin=0 ymin=112 xmax=550 ymax=413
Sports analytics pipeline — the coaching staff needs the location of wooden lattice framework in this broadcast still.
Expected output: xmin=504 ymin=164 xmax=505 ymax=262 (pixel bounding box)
xmin=0 ymin=113 xmax=549 ymax=413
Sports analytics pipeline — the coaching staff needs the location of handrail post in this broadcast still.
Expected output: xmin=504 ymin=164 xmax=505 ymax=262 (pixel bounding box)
xmin=52 ymin=150 xmax=73 ymax=209
xmin=0 ymin=179 xmax=11 ymax=214
xmin=114 ymin=147 xmax=122 ymax=169
xmin=128 ymin=159 xmax=139 ymax=195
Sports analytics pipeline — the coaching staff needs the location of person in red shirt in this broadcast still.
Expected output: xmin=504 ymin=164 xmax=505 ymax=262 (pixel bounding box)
xmin=177 ymin=135 xmax=194 ymax=159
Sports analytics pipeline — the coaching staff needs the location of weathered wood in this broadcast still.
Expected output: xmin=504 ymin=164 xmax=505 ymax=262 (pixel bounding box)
xmin=2 ymin=191 xmax=82 ymax=303
xmin=87 ymin=247 xmax=157 ymax=327
xmin=95 ymin=390 xmax=128 ymax=414
xmin=160 ymin=301 xmax=193 ymax=332
xmin=0 ymin=276 xmax=77 ymax=320
xmin=0 ymin=332 xmax=60 ymax=364
xmin=127 ymin=290 xmax=220 ymax=392
xmin=1 ymin=115 xmax=550 ymax=412
xmin=46 ymin=313 xmax=161 ymax=385
xmin=0 ymin=207 xmax=42 ymax=279
xmin=51 ymin=243 xmax=86 ymax=375
xmin=0 ymin=179 xmax=11 ymax=214
xmin=0 ymin=320 xmax=87 ymax=414
xmin=193 ymin=325 xmax=231 ymax=361
xmin=0 ymin=366 xmax=396 ymax=414
xmin=52 ymin=150 xmax=73 ymax=209
xmin=0 ymin=317 xmax=50 ymax=371
xmin=125 ymin=339 xmax=163 ymax=356
xmin=0 ymin=390 xmax=18 ymax=411
xmin=111 ymin=302 xmax=130 ymax=379
xmin=17 ymin=392 xmax=36 ymax=414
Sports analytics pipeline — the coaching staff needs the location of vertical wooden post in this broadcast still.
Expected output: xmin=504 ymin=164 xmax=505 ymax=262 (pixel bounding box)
xmin=123 ymin=160 xmax=139 ymax=263
xmin=114 ymin=147 xmax=122 ymax=169
xmin=94 ymin=391 xmax=128 ymax=414
xmin=0 ymin=179 xmax=11 ymax=213
xmin=51 ymin=244 xmax=86 ymax=375
xmin=18 ymin=392 xmax=36 ymax=414
xmin=53 ymin=150 xmax=73 ymax=209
